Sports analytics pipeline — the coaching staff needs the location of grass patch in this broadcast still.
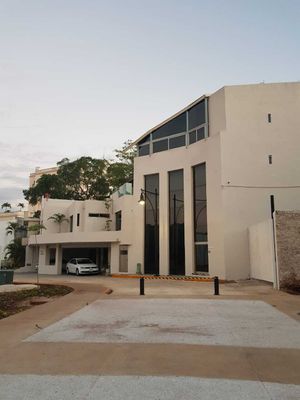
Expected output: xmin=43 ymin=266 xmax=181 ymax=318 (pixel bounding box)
xmin=0 ymin=284 xmax=73 ymax=320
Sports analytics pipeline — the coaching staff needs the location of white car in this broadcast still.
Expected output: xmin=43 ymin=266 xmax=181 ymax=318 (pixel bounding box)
xmin=66 ymin=258 xmax=99 ymax=275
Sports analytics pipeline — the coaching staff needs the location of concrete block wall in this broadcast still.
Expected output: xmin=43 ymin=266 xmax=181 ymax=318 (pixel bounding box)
xmin=275 ymin=211 xmax=300 ymax=286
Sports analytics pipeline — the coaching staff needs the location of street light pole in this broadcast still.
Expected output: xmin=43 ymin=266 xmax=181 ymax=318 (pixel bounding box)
xmin=154 ymin=188 xmax=158 ymax=275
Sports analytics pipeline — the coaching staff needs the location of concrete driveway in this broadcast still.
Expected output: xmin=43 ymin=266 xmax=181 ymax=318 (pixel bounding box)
xmin=0 ymin=274 xmax=299 ymax=399
xmin=26 ymin=298 xmax=300 ymax=348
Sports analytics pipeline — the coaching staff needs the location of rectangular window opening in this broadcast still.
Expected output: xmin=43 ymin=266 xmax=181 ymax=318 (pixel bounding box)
xmin=268 ymin=113 xmax=272 ymax=123
xmin=77 ymin=213 xmax=80 ymax=226
xmin=144 ymin=174 xmax=159 ymax=274
xmin=193 ymin=163 xmax=208 ymax=273
xmin=169 ymin=169 xmax=185 ymax=275
xmin=88 ymin=213 xmax=110 ymax=218
xmin=115 ymin=211 xmax=122 ymax=231
xmin=70 ymin=215 xmax=73 ymax=232
xmin=169 ymin=134 xmax=186 ymax=149
xmin=49 ymin=248 xmax=56 ymax=265
xmin=270 ymin=195 xmax=275 ymax=219
xmin=153 ymin=139 xmax=168 ymax=153
xmin=268 ymin=155 xmax=272 ymax=164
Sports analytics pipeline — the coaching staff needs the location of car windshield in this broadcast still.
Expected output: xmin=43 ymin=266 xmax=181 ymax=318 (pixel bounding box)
xmin=77 ymin=259 xmax=94 ymax=264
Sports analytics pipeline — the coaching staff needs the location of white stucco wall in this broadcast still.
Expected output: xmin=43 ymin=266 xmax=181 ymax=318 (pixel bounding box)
xmin=248 ymin=219 xmax=275 ymax=283
xmin=130 ymin=115 xmax=225 ymax=277
xmin=41 ymin=198 xmax=111 ymax=234
xmin=221 ymin=82 xmax=300 ymax=279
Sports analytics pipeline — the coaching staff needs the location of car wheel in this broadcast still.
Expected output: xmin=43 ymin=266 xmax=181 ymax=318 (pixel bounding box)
xmin=76 ymin=268 xmax=79 ymax=276
xmin=66 ymin=267 xmax=69 ymax=275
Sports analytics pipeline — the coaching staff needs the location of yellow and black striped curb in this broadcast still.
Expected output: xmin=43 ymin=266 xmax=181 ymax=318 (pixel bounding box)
xmin=111 ymin=274 xmax=224 ymax=283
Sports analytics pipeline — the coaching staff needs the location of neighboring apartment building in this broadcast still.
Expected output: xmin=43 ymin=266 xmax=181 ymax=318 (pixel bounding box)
xmin=0 ymin=166 xmax=58 ymax=267
xmin=25 ymin=185 xmax=133 ymax=274
xmin=27 ymin=82 xmax=300 ymax=281
xmin=28 ymin=166 xmax=58 ymax=214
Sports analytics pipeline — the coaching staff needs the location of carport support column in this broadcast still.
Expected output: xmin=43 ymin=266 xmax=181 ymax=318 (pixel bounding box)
xmin=110 ymin=243 xmax=119 ymax=274
xmin=55 ymin=244 xmax=62 ymax=274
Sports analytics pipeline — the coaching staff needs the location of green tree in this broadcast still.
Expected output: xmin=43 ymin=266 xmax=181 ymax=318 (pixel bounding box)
xmin=107 ymin=140 xmax=136 ymax=191
xmin=5 ymin=222 xmax=19 ymax=236
xmin=1 ymin=202 xmax=12 ymax=213
xmin=48 ymin=213 xmax=69 ymax=233
xmin=6 ymin=221 xmax=27 ymax=239
xmin=23 ymin=157 xmax=110 ymax=205
xmin=33 ymin=210 xmax=41 ymax=219
xmin=57 ymin=156 xmax=109 ymax=200
xmin=114 ymin=139 xmax=136 ymax=165
xmin=4 ymin=238 xmax=25 ymax=269
xmin=22 ymin=141 xmax=137 ymax=205
xmin=23 ymin=174 xmax=65 ymax=206
xmin=28 ymin=223 xmax=46 ymax=236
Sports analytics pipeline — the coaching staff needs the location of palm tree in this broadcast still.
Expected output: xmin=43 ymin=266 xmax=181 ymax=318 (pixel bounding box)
xmin=6 ymin=222 xmax=19 ymax=236
xmin=17 ymin=202 xmax=25 ymax=211
xmin=28 ymin=223 xmax=46 ymax=284
xmin=6 ymin=221 xmax=27 ymax=239
xmin=4 ymin=238 xmax=25 ymax=269
xmin=1 ymin=202 xmax=11 ymax=213
xmin=48 ymin=213 xmax=69 ymax=233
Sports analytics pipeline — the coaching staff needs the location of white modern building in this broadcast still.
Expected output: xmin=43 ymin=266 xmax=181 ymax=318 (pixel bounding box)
xmin=26 ymin=82 xmax=300 ymax=281
xmin=0 ymin=211 xmax=30 ymax=265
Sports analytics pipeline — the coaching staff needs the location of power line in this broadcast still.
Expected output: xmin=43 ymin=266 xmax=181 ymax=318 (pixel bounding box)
xmin=222 ymin=184 xmax=300 ymax=189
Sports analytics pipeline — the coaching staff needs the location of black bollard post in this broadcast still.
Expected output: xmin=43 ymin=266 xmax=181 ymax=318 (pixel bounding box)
xmin=214 ymin=276 xmax=219 ymax=295
xmin=140 ymin=277 xmax=145 ymax=295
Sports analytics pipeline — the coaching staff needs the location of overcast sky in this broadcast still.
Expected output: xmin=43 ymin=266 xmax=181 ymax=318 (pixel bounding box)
xmin=0 ymin=0 xmax=299 ymax=208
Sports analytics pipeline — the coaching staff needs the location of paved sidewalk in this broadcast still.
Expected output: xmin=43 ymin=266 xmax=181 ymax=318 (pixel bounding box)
xmin=1 ymin=375 xmax=300 ymax=400
xmin=26 ymin=299 xmax=300 ymax=348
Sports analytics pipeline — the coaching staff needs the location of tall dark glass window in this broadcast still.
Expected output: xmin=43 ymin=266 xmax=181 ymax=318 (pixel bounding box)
xmin=152 ymin=113 xmax=186 ymax=140
xmin=115 ymin=211 xmax=122 ymax=231
xmin=188 ymin=100 xmax=206 ymax=129
xmin=144 ymin=174 xmax=159 ymax=274
xmin=136 ymin=98 xmax=208 ymax=156
xmin=169 ymin=170 xmax=185 ymax=275
xmin=193 ymin=163 xmax=208 ymax=272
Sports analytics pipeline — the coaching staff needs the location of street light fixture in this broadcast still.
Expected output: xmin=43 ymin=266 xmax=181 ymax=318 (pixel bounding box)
xmin=138 ymin=190 xmax=145 ymax=205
